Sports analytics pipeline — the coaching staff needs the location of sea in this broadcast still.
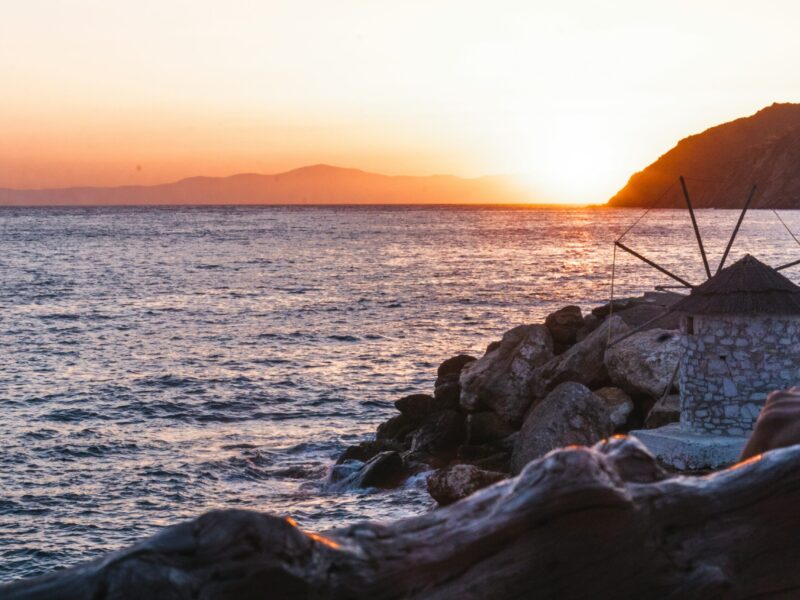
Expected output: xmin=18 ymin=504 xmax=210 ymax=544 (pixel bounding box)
xmin=2 ymin=205 xmax=800 ymax=582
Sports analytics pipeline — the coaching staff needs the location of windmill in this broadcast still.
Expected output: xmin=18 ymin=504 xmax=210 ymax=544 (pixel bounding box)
xmin=608 ymin=176 xmax=800 ymax=346
xmin=614 ymin=176 xmax=800 ymax=471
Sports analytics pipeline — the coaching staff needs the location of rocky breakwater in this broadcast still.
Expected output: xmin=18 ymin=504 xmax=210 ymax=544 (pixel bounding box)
xmin=9 ymin=435 xmax=800 ymax=598
xmin=334 ymin=291 xmax=685 ymax=505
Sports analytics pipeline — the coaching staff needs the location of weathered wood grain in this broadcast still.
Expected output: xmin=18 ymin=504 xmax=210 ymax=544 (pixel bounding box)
xmin=5 ymin=436 xmax=800 ymax=599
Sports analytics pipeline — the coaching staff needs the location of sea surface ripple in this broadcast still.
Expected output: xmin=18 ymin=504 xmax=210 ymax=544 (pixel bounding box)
xmin=1 ymin=205 xmax=799 ymax=581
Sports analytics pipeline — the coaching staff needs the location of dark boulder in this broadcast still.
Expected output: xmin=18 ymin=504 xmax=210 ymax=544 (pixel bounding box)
xmin=357 ymin=451 xmax=406 ymax=488
xmin=409 ymin=410 xmax=466 ymax=459
xmin=328 ymin=451 xmax=407 ymax=489
xmin=375 ymin=414 xmax=416 ymax=443
xmin=427 ymin=464 xmax=506 ymax=506
xmin=466 ymin=411 xmax=515 ymax=444
xmin=335 ymin=439 xmax=402 ymax=465
xmin=544 ymin=305 xmax=585 ymax=352
xmin=394 ymin=394 xmax=436 ymax=422
xmin=436 ymin=354 xmax=477 ymax=379
xmin=433 ymin=376 xmax=461 ymax=409
xmin=485 ymin=340 xmax=502 ymax=354
xmin=591 ymin=297 xmax=639 ymax=318
xmin=456 ymin=444 xmax=500 ymax=461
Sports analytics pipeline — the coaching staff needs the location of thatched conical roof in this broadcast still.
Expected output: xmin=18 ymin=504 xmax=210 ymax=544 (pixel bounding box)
xmin=672 ymin=254 xmax=800 ymax=315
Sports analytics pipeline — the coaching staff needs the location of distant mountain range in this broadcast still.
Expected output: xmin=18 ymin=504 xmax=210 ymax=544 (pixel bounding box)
xmin=0 ymin=165 xmax=535 ymax=206
xmin=609 ymin=103 xmax=800 ymax=208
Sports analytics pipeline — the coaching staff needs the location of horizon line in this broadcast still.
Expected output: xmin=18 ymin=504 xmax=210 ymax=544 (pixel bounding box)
xmin=0 ymin=163 xmax=526 ymax=193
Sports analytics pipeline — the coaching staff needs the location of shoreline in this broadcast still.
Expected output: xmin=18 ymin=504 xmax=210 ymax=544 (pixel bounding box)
xmin=5 ymin=289 xmax=800 ymax=596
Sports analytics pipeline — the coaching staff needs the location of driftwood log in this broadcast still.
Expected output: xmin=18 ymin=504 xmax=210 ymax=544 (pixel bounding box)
xmin=5 ymin=435 xmax=800 ymax=599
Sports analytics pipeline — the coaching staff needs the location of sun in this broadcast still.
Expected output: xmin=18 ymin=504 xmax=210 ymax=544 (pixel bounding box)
xmin=522 ymin=114 xmax=629 ymax=204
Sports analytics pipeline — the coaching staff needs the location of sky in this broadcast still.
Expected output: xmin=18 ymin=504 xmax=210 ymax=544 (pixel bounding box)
xmin=2 ymin=1 xmax=800 ymax=203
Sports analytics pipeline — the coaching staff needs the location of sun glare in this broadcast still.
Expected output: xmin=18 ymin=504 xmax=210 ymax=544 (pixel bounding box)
xmin=521 ymin=115 xmax=628 ymax=204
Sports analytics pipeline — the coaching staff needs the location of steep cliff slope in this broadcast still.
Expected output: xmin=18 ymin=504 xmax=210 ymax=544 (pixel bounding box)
xmin=609 ymin=103 xmax=800 ymax=208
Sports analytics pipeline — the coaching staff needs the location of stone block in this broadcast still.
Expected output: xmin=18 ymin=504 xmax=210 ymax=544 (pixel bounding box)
xmin=631 ymin=424 xmax=746 ymax=471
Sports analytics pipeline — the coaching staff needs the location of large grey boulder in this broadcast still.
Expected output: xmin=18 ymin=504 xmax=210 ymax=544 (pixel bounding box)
xmin=533 ymin=315 xmax=629 ymax=395
xmin=604 ymin=328 xmax=682 ymax=398
xmin=511 ymin=382 xmax=615 ymax=473
xmin=459 ymin=324 xmax=554 ymax=426
xmin=426 ymin=464 xmax=506 ymax=506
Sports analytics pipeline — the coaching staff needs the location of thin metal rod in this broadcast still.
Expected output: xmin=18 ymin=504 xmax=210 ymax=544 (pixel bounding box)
xmin=775 ymin=258 xmax=800 ymax=271
xmin=718 ymin=184 xmax=757 ymax=273
xmin=607 ymin=308 xmax=676 ymax=348
xmin=679 ymin=176 xmax=712 ymax=279
xmin=773 ymin=209 xmax=800 ymax=248
xmin=614 ymin=241 xmax=694 ymax=288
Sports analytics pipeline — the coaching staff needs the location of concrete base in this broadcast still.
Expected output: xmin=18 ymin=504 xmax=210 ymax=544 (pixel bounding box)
xmin=631 ymin=424 xmax=747 ymax=471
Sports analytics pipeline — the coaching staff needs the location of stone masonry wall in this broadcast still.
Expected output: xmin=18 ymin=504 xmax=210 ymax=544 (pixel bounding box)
xmin=679 ymin=314 xmax=800 ymax=436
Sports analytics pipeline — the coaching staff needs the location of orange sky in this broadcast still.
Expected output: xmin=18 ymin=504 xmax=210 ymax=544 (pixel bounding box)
xmin=2 ymin=1 xmax=800 ymax=203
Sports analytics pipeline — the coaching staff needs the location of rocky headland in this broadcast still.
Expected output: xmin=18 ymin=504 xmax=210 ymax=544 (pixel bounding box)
xmin=332 ymin=291 xmax=684 ymax=505
xmin=608 ymin=102 xmax=800 ymax=208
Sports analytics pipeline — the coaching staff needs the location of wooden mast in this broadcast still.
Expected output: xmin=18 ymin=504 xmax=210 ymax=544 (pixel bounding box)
xmin=614 ymin=241 xmax=694 ymax=288
xmin=717 ymin=184 xmax=757 ymax=273
xmin=679 ymin=176 xmax=712 ymax=279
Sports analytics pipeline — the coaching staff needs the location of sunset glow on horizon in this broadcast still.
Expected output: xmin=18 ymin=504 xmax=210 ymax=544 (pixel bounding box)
xmin=3 ymin=1 xmax=800 ymax=203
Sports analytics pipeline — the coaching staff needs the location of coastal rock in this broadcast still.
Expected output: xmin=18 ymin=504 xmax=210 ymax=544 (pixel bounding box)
xmin=409 ymin=409 xmax=466 ymax=459
xmin=356 ymin=451 xmax=406 ymax=488
xmin=615 ymin=303 xmax=681 ymax=330
xmin=544 ymin=305 xmax=584 ymax=352
xmin=436 ymin=354 xmax=476 ymax=380
xmin=644 ymin=394 xmax=680 ymax=429
xmin=466 ymin=411 xmax=515 ymax=444
xmin=459 ymin=324 xmax=554 ymax=425
xmin=426 ymin=464 xmax=505 ymax=506
xmin=394 ymin=394 xmax=436 ymax=422
xmin=591 ymin=297 xmax=641 ymax=318
xmin=484 ymin=340 xmax=502 ymax=354
xmin=576 ymin=313 xmax=601 ymax=342
xmin=594 ymin=386 xmax=635 ymax=429
xmin=329 ymin=451 xmax=406 ymax=489
xmin=604 ymin=328 xmax=681 ymax=398
xmin=375 ymin=414 xmax=416 ymax=443
xmin=433 ymin=375 xmax=461 ymax=409
xmin=335 ymin=440 xmax=402 ymax=465
xmin=741 ymin=387 xmax=800 ymax=460
xmin=511 ymin=382 xmax=614 ymax=474
xmin=534 ymin=315 xmax=628 ymax=394
xmin=456 ymin=444 xmax=511 ymax=472
xmin=12 ymin=438 xmax=800 ymax=598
